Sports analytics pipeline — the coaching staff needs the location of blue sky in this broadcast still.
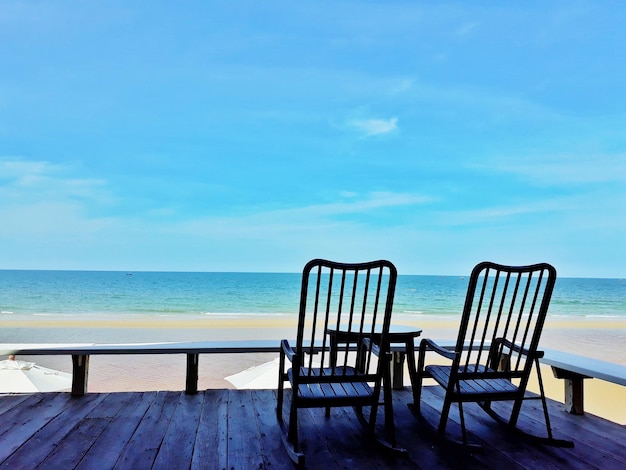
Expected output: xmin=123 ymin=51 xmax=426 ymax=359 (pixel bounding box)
xmin=1 ymin=1 xmax=625 ymax=277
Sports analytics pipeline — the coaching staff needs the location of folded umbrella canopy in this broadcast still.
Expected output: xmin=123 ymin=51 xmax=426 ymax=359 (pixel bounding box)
xmin=0 ymin=358 xmax=72 ymax=393
xmin=225 ymin=357 xmax=286 ymax=390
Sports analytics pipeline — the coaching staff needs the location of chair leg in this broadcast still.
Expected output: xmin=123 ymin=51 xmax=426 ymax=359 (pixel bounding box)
xmin=288 ymin=400 xmax=299 ymax=448
xmin=458 ymin=400 xmax=468 ymax=445
xmin=277 ymin=379 xmax=283 ymax=420
xmin=478 ymin=361 xmax=574 ymax=448
xmin=535 ymin=358 xmax=554 ymax=440
xmin=382 ymin=375 xmax=396 ymax=447
xmin=279 ymin=403 xmax=305 ymax=466
xmin=410 ymin=347 xmax=427 ymax=415
xmin=381 ymin=354 xmax=398 ymax=444
xmin=438 ymin=393 xmax=452 ymax=436
xmin=277 ymin=390 xmax=283 ymax=421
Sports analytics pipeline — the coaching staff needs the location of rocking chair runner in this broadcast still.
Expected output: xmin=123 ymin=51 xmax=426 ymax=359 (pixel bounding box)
xmin=413 ymin=261 xmax=573 ymax=447
xmin=277 ymin=259 xmax=400 ymax=466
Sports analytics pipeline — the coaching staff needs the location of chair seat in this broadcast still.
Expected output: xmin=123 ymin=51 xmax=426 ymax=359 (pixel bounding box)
xmin=288 ymin=367 xmax=375 ymax=403
xmin=426 ymin=364 xmax=519 ymax=398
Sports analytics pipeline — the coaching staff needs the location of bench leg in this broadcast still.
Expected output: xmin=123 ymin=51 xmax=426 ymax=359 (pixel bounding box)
xmin=564 ymin=377 xmax=585 ymax=415
xmin=186 ymin=353 xmax=199 ymax=394
xmin=551 ymin=366 xmax=589 ymax=415
xmin=71 ymin=354 xmax=90 ymax=397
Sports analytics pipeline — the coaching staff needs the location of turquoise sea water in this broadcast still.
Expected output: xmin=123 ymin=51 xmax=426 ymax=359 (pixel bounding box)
xmin=1 ymin=270 xmax=625 ymax=320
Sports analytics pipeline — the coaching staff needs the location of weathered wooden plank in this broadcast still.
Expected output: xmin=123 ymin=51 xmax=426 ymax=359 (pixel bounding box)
xmin=0 ymin=393 xmax=30 ymax=416
xmin=286 ymin=398 xmax=339 ymax=469
xmin=0 ymin=393 xmax=106 ymax=469
xmin=491 ymin=397 xmax=626 ymax=467
xmin=0 ymin=394 xmax=48 ymax=439
xmin=481 ymin=400 xmax=600 ymax=470
xmin=40 ymin=417 xmax=109 ymax=469
xmin=433 ymin=383 xmax=584 ymax=469
xmin=75 ymin=392 xmax=157 ymax=469
xmin=226 ymin=389 xmax=265 ymax=469
xmin=249 ymin=389 xmax=293 ymax=470
xmin=518 ymin=391 xmax=626 ymax=446
xmin=449 ymin=401 xmax=565 ymax=470
xmin=40 ymin=392 xmax=136 ymax=469
xmin=392 ymin=389 xmax=480 ymax=470
xmin=411 ymin=385 xmax=528 ymax=470
xmin=0 ymin=393 xmax=67 ymax=462
xmin=328 ymin=404 xmax=414 ymax=470
xmin=424 ymin=383 xmax=621 ymax=470
xmin=113 ymin=391 xmax=180 ymax=469
xmin=0 ymin=388 xmax=625 ymax=469
xmin=191 ymin=389 xmax=228 ymax=470
xmin=152 ymin=392 xmax=204 ymax=469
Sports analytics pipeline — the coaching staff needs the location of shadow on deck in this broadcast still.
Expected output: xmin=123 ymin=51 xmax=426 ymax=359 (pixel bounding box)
xmin=1 ymin=386 xmax=624 ymax=469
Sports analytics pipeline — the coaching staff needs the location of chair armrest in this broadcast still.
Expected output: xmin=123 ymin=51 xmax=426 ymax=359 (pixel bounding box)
xmin=281 ymin=339 xmax=296 ymax=362
xmin=362 ymin=337 xmax=384 ymax=358
xmin=419 ymin=338 xmax=456 ymax=360
xmin=495 ymin=338 xmax=544 ymax=359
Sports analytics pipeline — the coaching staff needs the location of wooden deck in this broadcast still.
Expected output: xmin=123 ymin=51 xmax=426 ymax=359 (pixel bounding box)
xmin=1 ymin=386 xmax=624 ymax=469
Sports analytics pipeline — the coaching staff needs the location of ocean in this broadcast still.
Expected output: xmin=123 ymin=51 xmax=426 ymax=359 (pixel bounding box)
xmin=1 ymin=270 xmax=625 ymax=321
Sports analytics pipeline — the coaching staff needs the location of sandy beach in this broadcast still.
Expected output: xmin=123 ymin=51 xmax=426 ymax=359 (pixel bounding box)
xmin=2 ymin=314 xmax=625 ymax=425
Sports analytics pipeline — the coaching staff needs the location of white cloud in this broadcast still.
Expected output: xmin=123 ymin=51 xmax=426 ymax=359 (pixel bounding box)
xmin=350 ymin=117 xmax=398 ymax=136
xmin=388 ymin=78 xmax=414 ymax=95
xmin=438 ymin=198 xmax=575 ymax=227
xmin=175 ymin=191 xmax=432 ymax=237
xmin=0 ymin=201 xmax=112 ymax=236
xmin=478 ymin=154 xmax=626 ymax=185
xmin=456 ymin=22 xmax=479 ymax=36
xmin=0 ymin=157 xmax=112 ymax=203
xmin=1 ymin=159 xmax=50 ymax=178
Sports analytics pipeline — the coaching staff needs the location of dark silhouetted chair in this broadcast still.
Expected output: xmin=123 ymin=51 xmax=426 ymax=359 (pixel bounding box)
xmin=277 ymin=259 xmax=399 ymax=466
xmin=413 ymin=261 xmax=573 ymax=447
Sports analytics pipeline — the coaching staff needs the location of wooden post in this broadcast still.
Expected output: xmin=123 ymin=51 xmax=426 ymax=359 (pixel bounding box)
xmin=391 ymin=351 xmax=405 ymax=389
xmin=552 ymin=366 xmax=590 ymax=415
xmin=71 ymin=354 xmax=89 ymax=397
xmin=186 ymin=353 xmax=199 ymax=394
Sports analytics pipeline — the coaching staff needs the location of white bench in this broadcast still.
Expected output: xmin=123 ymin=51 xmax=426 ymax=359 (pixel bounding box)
xmin=540 ymin=348 xmax=626 ymax=415
xmin=1 ymin=341 xmax=281 ymax=396
xmin=1 ymin=341 xmax=414 ymax=397
xmin=5 ymin=342 xmax=623 ymax=413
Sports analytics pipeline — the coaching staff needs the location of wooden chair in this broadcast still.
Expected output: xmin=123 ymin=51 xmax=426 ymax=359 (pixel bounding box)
xmin=413 ymin=261 xmax=573 ymax=447
xmin=277 ymin=259 xmax=399 ymax=466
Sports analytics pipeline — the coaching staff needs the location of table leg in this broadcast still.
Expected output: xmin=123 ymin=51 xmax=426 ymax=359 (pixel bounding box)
xmin=382 ymin=353 xmax=396 ymax=447
xmin=404 ymin=338 xmax=420 ymax=407
xmin=391 ymin=352 xmax=406 ymax=389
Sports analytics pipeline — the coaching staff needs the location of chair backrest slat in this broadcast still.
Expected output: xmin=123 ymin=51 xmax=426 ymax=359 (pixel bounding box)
xmin=454 ymin=262 xmax=556 ymax=379
xmin=295 ymin=259 xmax=397 ymax=383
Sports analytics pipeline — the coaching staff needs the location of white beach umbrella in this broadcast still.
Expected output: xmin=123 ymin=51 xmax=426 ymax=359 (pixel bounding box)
xmin=225 ymin=357 xmax=288 ymax=390
xmin=0 ymin=358 xmax=72 ymax=393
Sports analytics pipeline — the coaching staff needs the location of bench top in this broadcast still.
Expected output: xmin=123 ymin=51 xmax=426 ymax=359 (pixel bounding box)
xmin=541 ymin=348 xmax=626 ymax=386
xmin=3 ymin=342 xmax=625 ymax=387
xmin=0 ymin=341 xmax=283 ymax=355
xmin=0 ymin=340 xmax=415 ymax=356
